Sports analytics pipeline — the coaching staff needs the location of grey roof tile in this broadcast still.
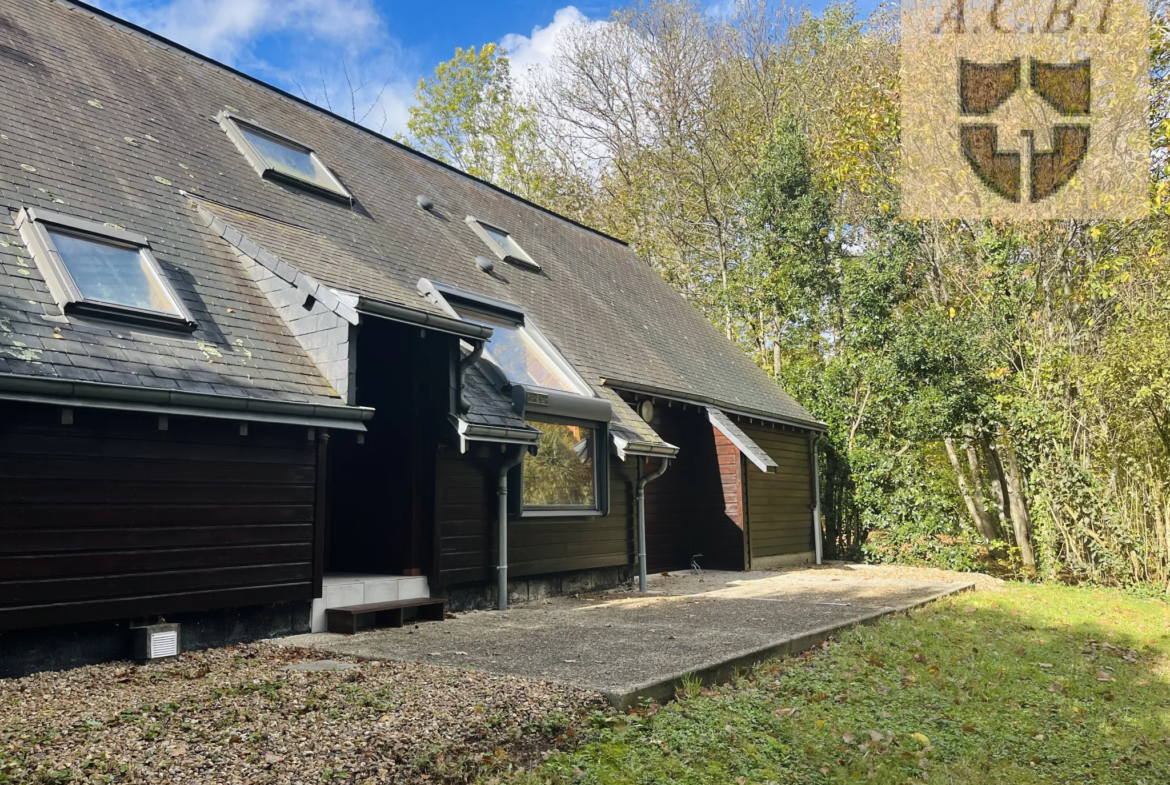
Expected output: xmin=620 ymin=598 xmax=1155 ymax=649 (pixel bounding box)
xmin=0 ymin=0 xmax=817 ymax=428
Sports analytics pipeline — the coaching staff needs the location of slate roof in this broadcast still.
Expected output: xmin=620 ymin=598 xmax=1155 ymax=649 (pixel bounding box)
xmin=0 ymin=0 xmax=820 ymax=431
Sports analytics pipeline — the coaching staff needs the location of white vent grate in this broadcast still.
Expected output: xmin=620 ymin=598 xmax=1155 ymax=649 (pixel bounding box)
xmin=149 ymin=630 xmax=179 ymax=659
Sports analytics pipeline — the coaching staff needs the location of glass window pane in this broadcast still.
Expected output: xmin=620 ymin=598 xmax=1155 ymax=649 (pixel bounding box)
xmin=239 ymin=126 xmax=340 ymax=192
xmin=483 ymin=226 xmax=527 ymax=261
xmin=49 ymin=230 xmax=179 ymax=315
xmin=524 ymin=421 xmax=596 ymax=508
xmin=457 ymin=308 xmax=576 ymax=392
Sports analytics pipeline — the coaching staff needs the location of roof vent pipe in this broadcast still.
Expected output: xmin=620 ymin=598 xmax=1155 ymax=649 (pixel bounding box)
xmin=637 ymin=456 xmax=672 ymax=592
xmin=475 ymin=255 xmax=495 ymax=274
xmin=497 ymin=444 xmax=527 ymax=610
xmin=456 ymin=341 xmax=484 ymax=413
xmin=416 ymin=195 xmax=435 ymax=211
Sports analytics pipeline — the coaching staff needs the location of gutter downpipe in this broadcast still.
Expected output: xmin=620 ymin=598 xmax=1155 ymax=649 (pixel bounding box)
xmin=637 ymin=456 xmax=672 ymax=592
xmin=811 ymin=435 xmax=824 ymax=565
xmin=498 ymin=445 xmax=526 ymax=611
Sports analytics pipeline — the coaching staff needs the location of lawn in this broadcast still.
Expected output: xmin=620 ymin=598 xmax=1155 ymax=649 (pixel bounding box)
xmin=508 ymin=583 xmax=1170 ymax=784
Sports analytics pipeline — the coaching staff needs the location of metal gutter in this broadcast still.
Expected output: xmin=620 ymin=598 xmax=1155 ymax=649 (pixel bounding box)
xmin=613 ymin=434 xmax=680 ymax=460
xmin=451 ymin=415 xmax=541 ymax=448
xmin=357 ymin=296 xmax=494 ymax=341
xmin=600 ymin=376 xmax=828 ymax=433
xmin=0 ymin=375 xmax=373 ymax=431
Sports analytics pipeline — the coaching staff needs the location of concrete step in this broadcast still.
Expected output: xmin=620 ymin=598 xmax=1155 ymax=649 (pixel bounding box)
xmin=310 ymin=574 xmax=430 ymax=632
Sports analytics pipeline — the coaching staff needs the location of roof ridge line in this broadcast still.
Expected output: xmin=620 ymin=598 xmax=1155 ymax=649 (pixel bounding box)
xmin=61 ymin=0 xmax=632 ymax=249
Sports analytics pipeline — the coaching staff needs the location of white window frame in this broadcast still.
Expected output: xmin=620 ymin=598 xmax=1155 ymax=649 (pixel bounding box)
xmin=217 ymin=111 xmax=353 ymax=202
xmin=16 ymin=207 xmax=196 ymax=332
xmin=465 ymin=216 xmax=540 ymax=271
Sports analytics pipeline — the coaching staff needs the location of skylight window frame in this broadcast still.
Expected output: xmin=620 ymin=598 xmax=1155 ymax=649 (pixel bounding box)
xmin=465 ymin=216 xmax=540 ymax=271
xmin=217 ymin=111 xmax=353 ymax=203
xmin=16 ymin=207 xmax=196 ymax=332
xmin=418 ymin=279 xmax=592 ymax=397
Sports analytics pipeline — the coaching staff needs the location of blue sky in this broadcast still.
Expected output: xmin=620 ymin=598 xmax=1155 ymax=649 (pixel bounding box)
xmin=93 ymin=0 xmax=882 ymax=136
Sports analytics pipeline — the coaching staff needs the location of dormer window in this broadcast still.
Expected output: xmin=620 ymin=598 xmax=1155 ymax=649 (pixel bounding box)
xmin=456 ymin=305 xmax=578 ymax=393
xmin=465 ymin=217 xmax=539 ymax=270
xmin=217 ymin=112 xmax=352 ymax=202
xmin=16 ymin=208 xmax=195 ymax=331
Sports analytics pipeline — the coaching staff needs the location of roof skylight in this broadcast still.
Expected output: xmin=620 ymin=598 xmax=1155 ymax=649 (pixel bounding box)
xmin=466 ymin=217 xmax=539 ymax=270
xmin=218 ymin=112 xmax=352 ymax=201
xmin=455 ymin=305 xmax=577 ymax=392
xmin=16 ymin=208 xmax=195 ymax=331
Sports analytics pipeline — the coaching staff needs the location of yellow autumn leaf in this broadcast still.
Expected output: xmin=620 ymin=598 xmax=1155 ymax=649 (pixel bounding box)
xmin=911 ymin=733 xmax=930 ymax=745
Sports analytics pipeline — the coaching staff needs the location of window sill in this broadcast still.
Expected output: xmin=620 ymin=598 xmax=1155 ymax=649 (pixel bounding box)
xmin=521 ymin=508 xmax=603 ymax=519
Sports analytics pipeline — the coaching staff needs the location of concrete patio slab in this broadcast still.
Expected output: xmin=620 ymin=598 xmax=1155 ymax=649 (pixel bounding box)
xmin=278 ymin=566 xmax=973 ymax=709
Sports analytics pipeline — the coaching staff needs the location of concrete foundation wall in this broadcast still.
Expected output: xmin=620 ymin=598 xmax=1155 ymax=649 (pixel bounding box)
xmin=438 ymin=565 xmax=634 ymax=612
xmin=0 ymin=601 xmax=311 ymax=679
xmin=751 ymin=551 xmax=816 ymax=570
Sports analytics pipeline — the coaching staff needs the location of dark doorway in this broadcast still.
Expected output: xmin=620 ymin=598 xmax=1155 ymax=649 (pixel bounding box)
xmin=326 ymin=319 xmax=450 ymax=576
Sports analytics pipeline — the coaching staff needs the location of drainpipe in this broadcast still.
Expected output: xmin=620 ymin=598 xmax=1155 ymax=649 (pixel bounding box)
xmin=636 ymin=456 xmax=672 ymax=592
xmin=811 ymin=435 xmax=824 ymax=564
xmin=497 ymin=444 xmax=526 ymax=610
xmin=457 ymin=341 xmax=484 ymax=413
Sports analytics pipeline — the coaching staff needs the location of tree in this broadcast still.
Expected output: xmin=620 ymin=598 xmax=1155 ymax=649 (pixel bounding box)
xmin=405 ymin=43 xmax=574 ymax=207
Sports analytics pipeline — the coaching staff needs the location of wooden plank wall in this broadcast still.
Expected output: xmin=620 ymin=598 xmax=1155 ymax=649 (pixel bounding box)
xmin=643 ymin=406 xmax=744 ymax=572
xmin=433 ymin=444 xmax=636 ymax=586
xmin=0 ymin=402 xmax=319 ymax=631
xmin=741 ymin=421 xmax=815 ymax=559
xmin=713 ymin=428 xmax=743 ymax=528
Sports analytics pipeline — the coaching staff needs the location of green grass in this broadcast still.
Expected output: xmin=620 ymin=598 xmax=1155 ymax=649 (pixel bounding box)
xmin=502 ymin=584 xmax=1170 ymax=784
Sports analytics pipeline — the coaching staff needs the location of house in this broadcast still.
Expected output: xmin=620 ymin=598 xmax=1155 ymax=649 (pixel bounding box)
xmin=0 ymin=0 xmax=825 ymax=676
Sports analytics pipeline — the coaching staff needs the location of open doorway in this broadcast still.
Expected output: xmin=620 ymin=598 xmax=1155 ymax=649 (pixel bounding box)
xmin=326 ymin=318 xmax=450 ymax=578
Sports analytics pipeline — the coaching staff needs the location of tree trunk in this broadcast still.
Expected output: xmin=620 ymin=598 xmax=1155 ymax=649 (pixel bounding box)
xmin=983 ymin=434 xmax=1013 ymax=535
xmin=965 ymin=439 xmax=1001 ymax=540
xmin=772 ymin=316 xmax=782 ymax=376
xmin=997 ymin=436 xmax=1036 ymax=572
xmin=944 ymin=437 xmax=996 ymax=540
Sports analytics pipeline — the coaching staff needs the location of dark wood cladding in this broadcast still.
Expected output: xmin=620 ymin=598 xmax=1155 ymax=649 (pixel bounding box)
xmin=643 ymin=406 xmax=744 ymax=572
xmin=741 ymin=421 xmax=815 ymax=559
xmin=0 ymin=402 xmax=319 ymax=631
xmin=433 ymin=444 xmax=635 ymax=586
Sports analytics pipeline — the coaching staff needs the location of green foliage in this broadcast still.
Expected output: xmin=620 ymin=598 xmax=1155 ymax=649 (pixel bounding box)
xmin=404 ymin=43 xmax=574 ymax=208
xmin=505 ymin=584 xmax=1170 ymax=785
xmin=405 ymin=2 xmax=1170 ymax=587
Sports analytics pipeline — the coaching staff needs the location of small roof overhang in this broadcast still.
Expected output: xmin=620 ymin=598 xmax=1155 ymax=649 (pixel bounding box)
xmin=0 ymin=375 xmax=373 ymax=431
xmin=450 ymin=414 xmax=541 ymax=453
xmin=707 ymin=406 xmax=779 ymax=473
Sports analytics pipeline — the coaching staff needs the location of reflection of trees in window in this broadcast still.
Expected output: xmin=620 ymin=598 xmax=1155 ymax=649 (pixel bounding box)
xmin=456 ymin=307 xmax=575 ymax=391
xmin=524 ymin=421 xmax=595 ymax=507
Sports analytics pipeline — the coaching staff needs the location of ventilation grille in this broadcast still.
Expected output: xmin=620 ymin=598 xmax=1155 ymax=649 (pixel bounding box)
xmin=149 ymin=630 xmax=179 ymax=659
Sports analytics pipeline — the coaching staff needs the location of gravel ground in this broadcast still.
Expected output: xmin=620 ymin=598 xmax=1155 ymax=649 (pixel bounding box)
xmin=0 ymin=643 xmax=602 ymax=784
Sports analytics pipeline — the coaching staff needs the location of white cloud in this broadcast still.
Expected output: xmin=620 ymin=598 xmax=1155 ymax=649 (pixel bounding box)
xmin=499 ymin=6 xmax=607 ymax=97
xmin=95 ymin=0 xmax=416 ymax=134
xmin=101 ymin=0 xmax=383 ymax=63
